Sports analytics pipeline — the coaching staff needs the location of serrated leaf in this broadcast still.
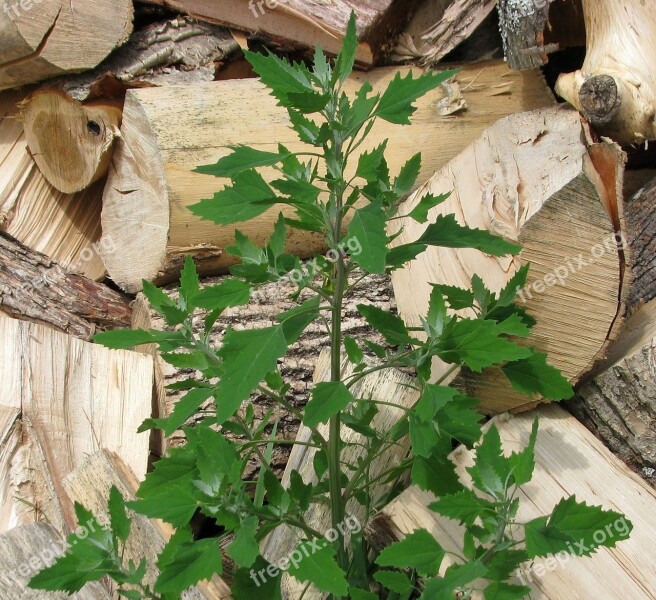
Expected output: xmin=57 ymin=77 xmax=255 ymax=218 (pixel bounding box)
xmin=193 ymin=279 xmax=252 ymax=311
xmin=276 ymin=296 xmax=321 ymax=344
xmin=356 ymin=141 xmax=388 ymax=183
xmin=332 ymin=12 xmax=358 ymax=85
xmin=374 ymin=570 xmax=414 ymax=594
xmin=108 ymin=486 xmax=131 ymax=543
xmin=347 ymin=202 xmax=389 ymax=274
xmin=496 ymin=264 xmax=530 ymax=307
xmin=431 ymin=283 xmax=475 ymax=310
xmin=357 ymin=304 xmax=413 ymax=346
xmin=304 ymin=381 xmax=354 ymax=427
xmin=523 ymin=515 xmax=575 ymax=558
xmin=350 ymin=589 xmax=378 ymax=600
xmin=502 ymin=352 xmax=574 ymax=401
xmin=288 ymin=109 xmax=322 ymax=144
xmin=289 ymin=90 xmax=331 ymax=113
xmin=394 ymin=153 xmax=421 ymax=196
xmin=412 ymin=454 xmax=463 ymax=496
xmin=420 ymin=560 xmax=487 ymax=600
xmin=227 ymin=516 xmax=260 ymax=568
xmin=429 ymin=489 xmax=496 ymax=527
xmin=407 ymin=192 xmax=450 ymax=224
xmin=215 ymin=325 xmax=288 ymax=423
xmin=467 ymin=425 xmax=509 ymax=499
xmin=142 ymin=388 xmax=214 ymax=436
xmin=484 ymin=582 xmax=531 ymax=599
xmin=376 ymin=529 xmax=444 ymax=576
xmin=93 ymin=329 xmax=156 ymax=350
xmin=195 ymin=146 xmax=291 ymax=178
xmin=232 ymin=556 xmax=283 ymax=600
xmin=344 ymin=336 xmax=364 ymax=364
xmin=508 ymin=417 xmax=538 ymax=486
xmin=287 ymin=541 xmax=348 ymax=596
xmin=155 ymin=537 xmax=221 ymax=594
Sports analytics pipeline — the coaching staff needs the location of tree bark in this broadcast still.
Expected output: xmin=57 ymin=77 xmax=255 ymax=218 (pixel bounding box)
xmin=0 ymin=0 xmax=133 ymax=91
xmin=101 ymin=61 xmax=555 ymax=292
xmin=0 ymin=231 xmax=131 ymax=340
xmin=390 ymin=107 xmax=628 ymax=414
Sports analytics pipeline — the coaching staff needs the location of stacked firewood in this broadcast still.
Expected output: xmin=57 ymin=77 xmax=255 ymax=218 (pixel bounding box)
xmin=1 ymin=0 xmax=656 ymax=598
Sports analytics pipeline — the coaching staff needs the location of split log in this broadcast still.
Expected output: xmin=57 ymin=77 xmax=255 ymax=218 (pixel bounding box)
xmin=555 ymin=0 xmax=656 ymax=145
xmin=64 ymin=450 xmax=232 ymax=599
xmin=0 ymin=90 xmax=106 ymax=280
xmin=260 ymin=350 xmax=419 ymax=599
xmin=0 ymin=231 xmax=131 ymax=339
xmin=367 ymin=404 xmax=656 ymax=599
xmin=0 ymin=0 xmax=133 ymax=91
xmin=0 ymin=523 xmax=111 ymax=599
xmin=139 ymin=0 xmax=418 ymax=66
xmin=101 ymin=61 xmax=555 ymax=292
xmin=389 ymin=107 xmax=627 ymax=414
xmin=568 ymin=298 xmax=656 ymax=482
xmin=498 ymin=0 xmax=585 ymax=70
xmin=0 ymin=314 xmax=154 ymax=533
xmin=22 ymin=91 xmax=122 ymax=194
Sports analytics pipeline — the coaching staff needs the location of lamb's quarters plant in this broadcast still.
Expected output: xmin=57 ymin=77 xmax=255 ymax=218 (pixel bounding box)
xmin=31 ymin=14 xmax=633 ymax=599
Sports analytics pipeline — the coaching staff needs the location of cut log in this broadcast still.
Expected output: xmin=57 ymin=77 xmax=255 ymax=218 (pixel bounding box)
xmin=0 ymin=314 xmax=154 ymax=533
xmin=0 ymin=522 xmax=111 ymax=599
xmin=261 ymin=349 xmax=419 ymax=599
xmin=498 ymin=0 xmax=585 ymax=70
xmin=555 ymin=0 xmax=656 ymax=145
xmin=389 ymin=107 xmax=628 ymax=413
xmin=0 ymin=231 xmax=131 ymax=339
xmin=101 ymin=61 xmax=555 ymax=292
xmin=568 ymin=298 xmax=656 ymax=482
xmin=64 ymin=450 xmax=232 ymax=599
xmin=0 ymin=0 xmax=133 ymax=91
xmin=140 ymin=0 xmax=418 ymax=66
xmin=367 ymin=404 xmax=656 ymax=599
xmin=22 ymin=90 xmax=122 ymax=194
xmin=0 ymin=90 xmax=106 ymax=280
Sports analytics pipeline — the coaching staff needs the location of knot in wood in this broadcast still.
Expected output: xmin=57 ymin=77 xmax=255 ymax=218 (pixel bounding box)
xmin=579 ymin=75 xmax=621 ymax=125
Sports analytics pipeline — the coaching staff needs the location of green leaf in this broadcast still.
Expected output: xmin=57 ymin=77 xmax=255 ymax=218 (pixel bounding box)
xmin=276 ymin=296 xmax=321 ymax=344
xmin=288 ymin=109 xmax=322 ymax=144
xmin=287 ymin=541 xmax=348 ymax=596
xmin=420 ymin=560 xmax=487 ymax=600
xmin=180 ymin=256 xmax=200 ymax=308
xmin=304 ymin=381 xmax=354 ymax=427
xmin=108 ymin=486 xmax=131 ymax=543
xmin=347 ymin=202 xmax=389 ymax=274
xmin=508 ymin=417 xmax=539 ymax=486
xmin=374 ymin=570 xmax=414 ymax=594
xmin=484 ymin=549 xmax=528 ymax=581
xmin=142 ymin=388 xmax=214 ymax=436
xmin=427 ymin=286 xmax=447 ymax=333
xmin=195 ymin=146 xmax=291 ymax=178
xmin=496 ymin=264 xmax=530 ymax=307
xmin=376 ymin=68 xmax=459 ymax=125
xmin=232 ymin=556 xmax=283 ymax=600
xmin=312 ymin=44 xmax=331 ymax=87
xmin=93 ymin=329 xmax=156 ymax=350
xmin=215 ymin=325 xmax=288 ymax=423
xmin=412 ymin=454 xmax=463 ymax=496
xmin=155 ymin=537 xmax=222 ymax=594
xmin=502 ymin=352 xmax=574 ymax=401
xmin=523 ymin=515 xmax=575 ymax=558
xmin=407 ymin=192 xmax=450 ymax=224
xmin=344 ymin=336 xmax=364 ymax=364
xmin=190 ymin=170 xmax=276 ymax=225
xmin=350 ymin=589 xmax=379 ymax=600
xmin=431 ymin=283 xmax=475 ymax=310
xmin=484 ymin=582 xmax=531 ymax=599
xmin=429 ymin=489 xmax=496 ymax=527
xmin=289 ymin=90 xmax=331 ymax=113
xmin=376 ymin=529 xmax=445 ymax=577
xmin=356 ymin=141 xmax=388 ymax=183
xmin=332 ymin=12 xmax=358 ymax=84
xmin=357 ymin=304 xmax=413 ymax=346
xmin=193 ymin=279 xmax=252 ymax=312
xmin=394 ymin=153 xmax=422 ymax=196
xmin=227 ymin=516 xmax=260 ymax=568
xmin=467 ymin=425 xmax=509 ymax=499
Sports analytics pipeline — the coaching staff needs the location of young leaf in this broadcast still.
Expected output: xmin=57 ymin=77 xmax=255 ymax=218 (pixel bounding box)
xmin=502 ymin=352 xmax=574 ymax=401
xmin=276 ymin=296 xmax=321 ymax=344
xmin=192 ymin=279 xmax=252 ymax=311
xmin=155 ymin=537 xmax=222 ymax=594
xmin=484 ymin=582 xmax=532 ymax=600
xmin=431 ymin=283 xmax=475 ymax=310
xmin=232 ymin=556 xmax=283 ymax=600
xmin=194 ymin=145 xmax=291 ymax=178
xmin=332 ymin=12 xmax=358 ymax=85
xmin=347 ymin=202 xmax=389 ymax=274
xmin=304 ymin=381 xmax=355 ymax=427
xmin=141 ymin=388 xmax=214 ymax=437
xmin=344 ymin=336 xmax=364 ymax=364
xmin=420 ymin=561 xmax=487 ymax=600
xmin=411 ymin=454 xmax=463 ymax=497
xmin=394 ymin=153 xmax=422 ymax=196
xmin=357 ymin=304 xmax=413 ymax=346
xmin=108 ymin=486 xmax=131 ymax=544
xmin=467 ymin=425 xmax=509 ymax=499
xmin=374 ymin=570 xmax=414 ymax=595
xmin=429 ymin=489 xmax=496 ymax=527
xmin=508 ymin=417 xmax=539 ymax=486
xmin=376 ymin=528 xmax=445 ymax=577
xmin=227 ymin=516 xmax=260 ymax=568
xmin=407 ymin=192 xmax=450 ymax=224
xmin=287 ymin=541 xmax=349 ymax=596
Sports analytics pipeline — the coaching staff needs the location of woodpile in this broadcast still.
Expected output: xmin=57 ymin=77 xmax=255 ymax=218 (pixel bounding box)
xmin=0 ymin=0 xmax=655 ymax=598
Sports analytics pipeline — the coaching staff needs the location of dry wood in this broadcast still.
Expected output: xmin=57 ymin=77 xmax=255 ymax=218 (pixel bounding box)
xmin=568 ymin=298 xmax=656 ymax=483
xmin=140 ymin=0 xmax=417 ymax=66
xmin=367 ymin=404 xmax=656 ymax=599
xmin=0 ymin=90 xmax=106 ymax=280
xmin=0 ymin=522 xmax=111 ymax=599
xmin=64 ymin=450 xmax=232 ymax=599
xmin=101 ymin=61 xmax=555 ymax=292
xmin=261 ymin=350 xmax=418 ymax=599
xmin=0 ymin=314 xmax=153 ymax=533
xmin=555 ymin=0 xmax=656 ymax=145
xmin=0 ymin=0 xmax=133 ymax=91
xmin=22 ymin=90 xmax=122 ymax=193
xmin=390 ymin=107 xmax=628 ymax=414
xmin=0 ymin=231 xmax=131 ymax=339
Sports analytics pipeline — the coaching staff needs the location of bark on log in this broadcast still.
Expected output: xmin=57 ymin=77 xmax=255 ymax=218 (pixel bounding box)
xmin=22 ymin=90 xmax=122 ymax=194
xmin=0 ymin=523 xmax=111 ymax=599
xmin=366 ymin=404 xmax=656 ymax=599
xmin=64 ymin=450 xmax=232 ymax=599
xmin=139 ymin=0 xmax=419 ymax=66
xmin=0 ymin=231 xmax=131 ymax=339
xmin=555 ymin=0 xmax=656 ymax=145
xmin=0 ymin=0 xmax=133 ymax=91
xmin=390 ymin=107 xmax=628 ymax=414
xmin=101 ymin=61 xmax=555 ymax=292
xmin=0 ymin=90 xmax=106 ymax=280
xmin=0 ymin=314 xmax=154 ymax=533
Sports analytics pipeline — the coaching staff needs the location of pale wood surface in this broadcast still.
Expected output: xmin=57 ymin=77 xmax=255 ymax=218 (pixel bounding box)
xmin=0 ymin=0 xmax=133 ymax=91
xmin=389 ymin=107 xmax=627 ymax=413
xmin=0 ymin=314 xmax=153 ymax=533
xmin=64 ymin=450 xmax=232 ymax=599
xmin=368 ymin=404 xmax=656 ymax=599
xmin=101 ymin=61 xmax=555 ymax=292
xmin=0 ymin=90 xmax=106 ymax=280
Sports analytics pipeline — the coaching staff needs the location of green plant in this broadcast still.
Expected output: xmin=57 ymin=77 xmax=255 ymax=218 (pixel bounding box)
xmin=30 ymin=15 xmax=632 ymax=600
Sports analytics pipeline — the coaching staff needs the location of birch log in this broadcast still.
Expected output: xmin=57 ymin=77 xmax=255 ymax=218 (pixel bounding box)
xmin=0 ymin=0 xmax=133 ymax=91
xmin=389 ymin=107 xmax=628 ymax=413
xmin=555 ymin=0 xmax=656 ymax=145
xmin=100 ymin=61 xmax=555 ymax=292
